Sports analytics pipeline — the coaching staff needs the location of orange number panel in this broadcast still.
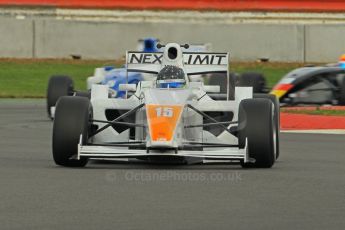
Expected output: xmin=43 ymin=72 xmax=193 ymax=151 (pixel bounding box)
xmin=146 ymin=104 xmax=183 ymax=142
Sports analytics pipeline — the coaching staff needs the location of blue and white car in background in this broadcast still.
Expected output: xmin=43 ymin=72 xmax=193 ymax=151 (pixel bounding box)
xmin=98 ymin=67 xmax=143 ymax=98
xmin=86 ymin=37 xmax=160 ymax=98
xmin=46 ymin=38 xmax=212 ymax=119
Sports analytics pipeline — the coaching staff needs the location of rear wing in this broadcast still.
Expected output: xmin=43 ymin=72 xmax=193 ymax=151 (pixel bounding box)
xmin=126 ymin=51 xmax=229 ymax=75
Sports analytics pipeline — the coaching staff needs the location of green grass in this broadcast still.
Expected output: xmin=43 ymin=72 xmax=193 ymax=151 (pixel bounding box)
xmin=0 ymin=59 xmax=117 ymax=98
xmin=281 ymin=109 xmax=345 ymax=116
xmin=0 ymin=59 xmax=302 ymax=98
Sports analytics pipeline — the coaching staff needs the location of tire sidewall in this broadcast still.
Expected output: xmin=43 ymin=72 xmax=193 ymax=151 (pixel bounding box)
xmin=339 ymin=77 xmax=345 ymax=105
xmin=254 ymin=93 xmax=280 ymax=159
xmin=238 ymin=98 xmax=275 ymax=168
xmin=52 ymin=96 xmax=91 ymax=167
xmin=47 ymin=76 xmax=74 ymax=117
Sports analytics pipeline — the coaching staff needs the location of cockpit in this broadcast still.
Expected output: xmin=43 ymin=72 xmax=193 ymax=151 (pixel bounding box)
xmin=156 ymin=65 xmax=186 ymax=89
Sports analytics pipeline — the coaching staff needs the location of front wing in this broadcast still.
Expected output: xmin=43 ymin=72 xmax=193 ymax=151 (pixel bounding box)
xmin=77 ymin=138 xmax=249 ymax=163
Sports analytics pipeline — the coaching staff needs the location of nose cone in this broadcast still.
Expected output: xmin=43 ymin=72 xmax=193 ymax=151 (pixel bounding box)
xmin=145 ymin=89 xmax=190 ymax=105
xmin=146 ymin=104 xmax=183 ymax=142
xmin=270 ymin=83 xmax=293 ymax=98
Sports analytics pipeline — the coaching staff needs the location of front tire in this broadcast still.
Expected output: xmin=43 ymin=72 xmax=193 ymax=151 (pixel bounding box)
xmin=254 ymin=93 xmax=280 ymax=159
xmin=52 ymin=96 xmax=91 ymax=167
xmin=238 ymin=98 xmax=276 ymax=168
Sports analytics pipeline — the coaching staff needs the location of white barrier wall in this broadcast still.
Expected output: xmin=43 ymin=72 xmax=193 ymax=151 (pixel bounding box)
xmin=1 ymin=17 xmax=344 ymax=62
xmin=0 ymin=18 xmax=34 ymax=58
xmin=305 ymin=25 xmax=345 ymax=62
xmin=34 ymin=20 xmax=305 ymax=61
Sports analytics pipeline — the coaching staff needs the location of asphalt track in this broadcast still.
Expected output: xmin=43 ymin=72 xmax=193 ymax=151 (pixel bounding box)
xmin=0 ymin=99 xmax=344 ymax=230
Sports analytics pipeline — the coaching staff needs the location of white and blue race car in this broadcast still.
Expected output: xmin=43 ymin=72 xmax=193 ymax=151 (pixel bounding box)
xmin=47 ymin=38 xmax=159 ymax=119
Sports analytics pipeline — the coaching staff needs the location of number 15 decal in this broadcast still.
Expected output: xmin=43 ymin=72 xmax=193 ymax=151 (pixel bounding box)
xmin=155 ymin=107 xmax=173 ymax=117
xmin=146 ymin=104 xmax=183 ymax=141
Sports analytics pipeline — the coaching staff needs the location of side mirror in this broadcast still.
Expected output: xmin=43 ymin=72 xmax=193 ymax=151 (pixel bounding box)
xmin=203 ymin=85 xmax=220 ymax=93
xmin=119 ymin=84 xmax=137 ymax=92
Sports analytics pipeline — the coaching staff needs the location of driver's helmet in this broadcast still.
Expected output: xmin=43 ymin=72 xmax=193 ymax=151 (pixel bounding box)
xmin=339 ymin=54 xmax=345 ymax=68
xmin=156 ymin=65 xmax=186 ymax=88
xmin=143 ymin=38 xmax=159 ymax=52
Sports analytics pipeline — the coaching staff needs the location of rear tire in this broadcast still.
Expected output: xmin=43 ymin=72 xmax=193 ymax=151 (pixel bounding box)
xmin=47 ymin=76 xmax=74 ymax=119
xmin=238 ymin=98 xmax=276 ymax=168
xmin=208 ymin=73 xmax=236 ymax=100
xmin=254 ymin=93 xmax=280 ymax=159
xmin=238 ymin=72 xmax=266 ymax=93
xmin=52 ymin=96 xmax=91 ymax=167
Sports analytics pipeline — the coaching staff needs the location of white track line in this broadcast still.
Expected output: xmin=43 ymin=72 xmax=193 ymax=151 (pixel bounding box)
xmin=281 ymin=129 xmax=345 ymax=135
